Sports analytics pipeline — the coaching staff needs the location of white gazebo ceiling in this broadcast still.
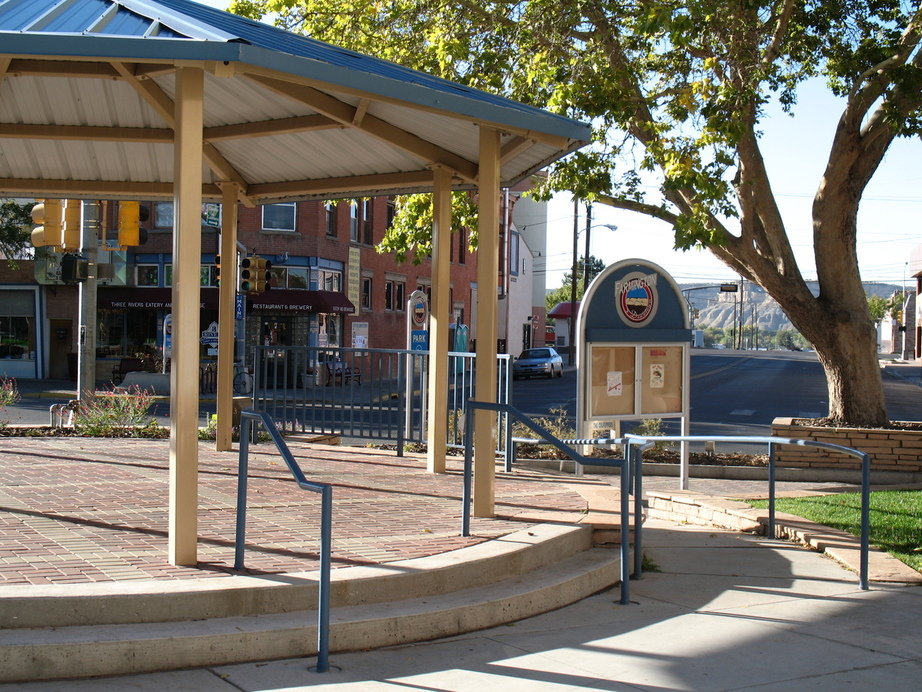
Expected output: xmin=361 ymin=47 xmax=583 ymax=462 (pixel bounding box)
xmin=0 ymin=0 xmax=590 ymax=205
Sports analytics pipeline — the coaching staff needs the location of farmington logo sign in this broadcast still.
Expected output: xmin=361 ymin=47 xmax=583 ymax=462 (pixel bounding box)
xmin=614 ymin=271 xmax=659 ymax=326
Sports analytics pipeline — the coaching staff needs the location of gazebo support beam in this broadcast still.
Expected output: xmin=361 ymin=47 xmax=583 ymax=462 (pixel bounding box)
xmin=169 ymin=66 xmax=204 ymax=567
xmin=426 ymin=166 xmax=452 ymax=473
xmin=473 ymin=126 xmax=500 ymax=517
xmin=215 ymin=182 xmax=240 ymax=453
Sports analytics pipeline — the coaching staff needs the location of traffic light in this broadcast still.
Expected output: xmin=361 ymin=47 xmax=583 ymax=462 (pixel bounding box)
xmin=60 ymin=253 xmax=89 ymax=283
xmin=251 ymin=256 xmax=272 ymax=293
xmin=30 ymin=199 xmax=64 ymax=249
xmin=62 ymin=199 xmax=81 ymax=251
xmin=215 ymin=254 xmax=222 ymax=288
xmin=118 ymin=201 xmax=149 ymax=248
xmin=239 ymin=255 xmax=272 ymax=293
xmin=238 ymin=257 xmax=255 ymax=293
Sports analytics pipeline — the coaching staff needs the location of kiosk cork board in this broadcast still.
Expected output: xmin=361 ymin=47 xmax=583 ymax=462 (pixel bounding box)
xmin=576 ymin=259 xmax=693 ymax=487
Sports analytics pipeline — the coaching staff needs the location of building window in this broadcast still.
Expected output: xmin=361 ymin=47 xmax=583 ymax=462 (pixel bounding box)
xmin=384 ymin=279 xmax=406 ymax=311
xmin=288 ymin=267 xmax=309 ymax=289
xmin=318 ymin=268 xmax=342 ymax=293
xmin=262 ymin=203 xmax=296 ymax=232
xmin=350 ymin=201 xmax=359 ymax=242
xmin=416 ymin=282 xmax=432 ymax=304
xmin=0 ymin=291 xmax=35 ymax=360
xmin=509 ymin=231 xmax=520 ymax=276
xmin=458 ymin=226 xmax=466 ymax=264
xmin=361 ymin=277 xmax=372 ymax=310
xmin=362 ymin=199 xmax=374 ymax=244
xmin=154 ymin=203 xmax=173 ymax=229
xmin=136 ymin=265 xmax=159 ymax=287
xmin=325 ymin=202 xmax=337 ymax=237
xmin=386 ymin=199 xmax=396 ymax=228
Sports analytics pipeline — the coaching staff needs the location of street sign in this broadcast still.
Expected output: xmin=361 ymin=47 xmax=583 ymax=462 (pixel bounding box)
xmin=720 ymin=283 xmax=739 ymax=292
xmin=235 ymin=294 xmax=244 ymax=320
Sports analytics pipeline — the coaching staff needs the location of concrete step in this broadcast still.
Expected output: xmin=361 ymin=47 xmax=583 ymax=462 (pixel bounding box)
xmin=0 ymin=546 xmax=620 ymax=682
xmin=2 ymin=523 xmax=592 ymax=629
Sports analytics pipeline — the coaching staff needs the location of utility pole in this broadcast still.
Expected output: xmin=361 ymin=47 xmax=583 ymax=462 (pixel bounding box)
xmin=583 ymin=202 xmax=592 ymax=289
xmin=77 ymin=201 xmax=99 ymax=399
xmin=568 ymin=199 xmax=578 ymax=365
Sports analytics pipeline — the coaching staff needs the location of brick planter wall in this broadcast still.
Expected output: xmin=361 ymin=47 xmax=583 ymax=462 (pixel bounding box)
xmin=771 ymin=418 xmax=922 ymax=473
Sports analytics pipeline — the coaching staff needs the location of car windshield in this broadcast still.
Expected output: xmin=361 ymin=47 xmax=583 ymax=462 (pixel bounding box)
xmin=520 ymin=349 xmax=551 ymax=359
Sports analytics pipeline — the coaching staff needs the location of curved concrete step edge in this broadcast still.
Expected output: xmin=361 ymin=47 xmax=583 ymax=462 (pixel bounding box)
xmin=1 ymin=523 xmax=593 ymax=628
xmin=0 ymin=548 xmax=620 ymax=682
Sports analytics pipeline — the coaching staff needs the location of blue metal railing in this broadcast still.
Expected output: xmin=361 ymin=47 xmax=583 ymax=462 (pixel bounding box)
xmin=235 ymin=410 xmax=332 ymax=673
xmin=508 ymin=428 xmax=872 ymax=591
xmin=462 ymin=400 xmax=653 ymax=605
xmin=621 ymin=434 xmax=872 ymax=590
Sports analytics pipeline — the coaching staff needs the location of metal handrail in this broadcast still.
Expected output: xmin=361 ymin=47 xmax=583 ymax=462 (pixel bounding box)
xmin=623 ymin=434 xmax=872 ymax=591
xmin=236 ymin=410 xmax=332 ymax=673
xmin=462 ymin=400 xmax=653 ymax=605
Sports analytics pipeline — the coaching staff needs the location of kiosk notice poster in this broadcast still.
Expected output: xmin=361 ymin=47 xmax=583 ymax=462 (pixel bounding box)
xmin=577 ymin=259 xmax=693 ymax=487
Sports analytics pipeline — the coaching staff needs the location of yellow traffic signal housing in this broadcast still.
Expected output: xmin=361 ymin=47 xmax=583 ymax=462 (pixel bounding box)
xmin=62 ymin=199 xmax=82 ymax=251
xmin=252 ymin=257 xmax=272 ymax=293
xmin=118 ymin=201 xmax=141 ymax=248
xmin=31 ymin=199 xmax=64 ymax=248
xmin=215 ymin=254 xmax=222 ymax=287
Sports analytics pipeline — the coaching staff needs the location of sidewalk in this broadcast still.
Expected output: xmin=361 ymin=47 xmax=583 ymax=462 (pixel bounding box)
xmin=5 ymin=518 xmax=920 ymax=691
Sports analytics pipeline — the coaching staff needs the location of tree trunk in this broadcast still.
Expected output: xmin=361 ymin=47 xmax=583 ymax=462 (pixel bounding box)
xmin=802 ymin=311 xmax=888 ymax=427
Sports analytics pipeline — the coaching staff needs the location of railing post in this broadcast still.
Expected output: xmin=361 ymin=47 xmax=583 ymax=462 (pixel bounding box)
xmin=619 ymin=447 xmax=631 ymax=605
xmin=396 ymin=355 xmax=405 ymax=457
xmin=632 ymin=442 xmax=643 ymax=580
xmin=503 ymin=406 xmax=513 ymax=472
xmin=860 ymin=452 xmax=870 ymax=591
xmin=314 ymin=485 xmax=332 ymax=673
xmin=234 ymin=415 xmax=252 ymax=571
xmin=461 ymin=404 xmax=474 ymax=537
xmin=768 ymin=442 xmax=776 ymax=539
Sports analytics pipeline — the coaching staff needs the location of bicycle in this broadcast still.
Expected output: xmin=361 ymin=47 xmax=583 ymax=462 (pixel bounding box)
xmin=233 ymin=362 xmax=253 ymax=395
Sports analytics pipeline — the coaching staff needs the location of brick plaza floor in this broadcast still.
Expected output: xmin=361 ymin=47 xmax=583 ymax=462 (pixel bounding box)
xmin=0 ymin=438 xmax=587 ymax=585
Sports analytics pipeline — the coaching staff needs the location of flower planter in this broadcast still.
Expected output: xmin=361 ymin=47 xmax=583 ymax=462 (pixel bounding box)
xmin=771 ymin=417 xmax=922 ymax=475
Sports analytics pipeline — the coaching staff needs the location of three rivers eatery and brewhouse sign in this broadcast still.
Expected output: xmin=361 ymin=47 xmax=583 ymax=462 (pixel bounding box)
xmin=575 ymin=259 xmax=694 ymax=487
xmin=97 ymin=287 xmax=355 ymax=314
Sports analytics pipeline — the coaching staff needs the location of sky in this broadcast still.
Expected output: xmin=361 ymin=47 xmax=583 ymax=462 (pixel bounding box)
xmin=198 ymin=0 xmax=921 ymax=289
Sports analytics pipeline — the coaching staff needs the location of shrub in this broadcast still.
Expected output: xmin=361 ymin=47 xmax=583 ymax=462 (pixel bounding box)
xmin=72 ymin=386 xmax=160 ymax=437
xmin=0 ymin=376 xmax=19 ymax=429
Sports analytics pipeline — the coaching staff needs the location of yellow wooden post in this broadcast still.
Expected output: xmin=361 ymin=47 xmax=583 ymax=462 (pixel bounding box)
xmin=169 ymin=66 xmax=204 ymax=566
xmin=216 ymin=183 xmax=239 ymax=452
xmin=426 ymin=167 xmax=452 ymax=473
xmin=473 ymin=126 xmax=500 ymax=517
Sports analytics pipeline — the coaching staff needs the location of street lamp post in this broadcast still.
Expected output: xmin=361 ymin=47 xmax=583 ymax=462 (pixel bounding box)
xmin=568 ymin=201 xmax=618 ymax=365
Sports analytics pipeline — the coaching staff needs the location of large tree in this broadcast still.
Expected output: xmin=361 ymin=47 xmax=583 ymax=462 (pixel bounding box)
xmin=231 ymin=0 xmax=922 ymax=426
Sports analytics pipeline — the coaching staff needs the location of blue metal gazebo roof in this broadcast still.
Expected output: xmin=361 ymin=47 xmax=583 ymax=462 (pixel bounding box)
xmin=0 ymin=0 xmax=589 ymax=202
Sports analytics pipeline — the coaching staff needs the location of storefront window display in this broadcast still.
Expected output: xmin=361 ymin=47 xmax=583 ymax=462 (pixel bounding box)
xmin=0 ymin=291 xmax=35 ymax=360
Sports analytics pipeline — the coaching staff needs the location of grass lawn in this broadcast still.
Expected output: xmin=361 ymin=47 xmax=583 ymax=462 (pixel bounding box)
xmin=749 ymin=490 xmax=922 ymax=573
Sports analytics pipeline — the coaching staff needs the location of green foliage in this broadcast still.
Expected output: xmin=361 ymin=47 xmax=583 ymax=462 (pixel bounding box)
xmin=0 ymin=200 xmax=32 ymax=263
xmin=72 ymin=386 xmax=161 ymax=437
xmin=511 ymin=406 xmax=576 ymax=460
xmin=749 ymin=491 xmax=922 ymax=572
xmin=545 ymin=255 xmax=605 ymax=313
xmin=378 ymin=192 xmax=478 ymax=264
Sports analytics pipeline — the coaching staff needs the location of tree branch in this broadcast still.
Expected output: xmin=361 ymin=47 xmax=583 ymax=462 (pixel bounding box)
xmin=761 ymin=0 xmax=797 ymax=69
xmin=594 ymin=194 xmax=679 ymax=225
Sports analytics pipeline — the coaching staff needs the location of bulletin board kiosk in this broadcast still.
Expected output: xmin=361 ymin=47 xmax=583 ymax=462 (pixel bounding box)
xmin=576 ymin=259 xmax=693 ymax=488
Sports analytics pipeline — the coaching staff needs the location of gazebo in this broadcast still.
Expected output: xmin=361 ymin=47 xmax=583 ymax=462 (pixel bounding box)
xmin=0 ymin=0 xmax=589 ymax=565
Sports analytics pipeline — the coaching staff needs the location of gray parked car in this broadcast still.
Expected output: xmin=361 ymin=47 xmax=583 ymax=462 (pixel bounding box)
xmin=512 ymin=347 xmax=564 ymax=380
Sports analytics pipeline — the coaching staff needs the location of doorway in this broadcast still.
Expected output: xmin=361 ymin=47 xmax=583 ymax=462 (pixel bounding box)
xmin=49 ymin=319 xmax=72 ymax=380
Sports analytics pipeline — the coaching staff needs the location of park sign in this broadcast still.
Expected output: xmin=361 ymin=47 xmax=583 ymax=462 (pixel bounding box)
xmin=406 ymin=290 xmax=429 ymax=351
xmin=576 ymin=259 xmax=693 ymax=486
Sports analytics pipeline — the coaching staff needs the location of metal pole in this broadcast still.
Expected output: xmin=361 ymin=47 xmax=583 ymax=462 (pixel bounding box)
xmin=859 ymin=452 xmax=870 ymax=591
xmin=619 ymin=451 xmax=631 ymax=605
xmin=77 ymin=201 xmax=99 ymax=399
xmin=462 ymin=405 xmax=474 ymax=536
xmin=234 ymin=416 xmax=251 ymax=570
xmin=315 ymin=485 xmax=332 ymax=672
xmin=568 ymin=199 xmax=578 ymax=365
xmin=632 ymin=443 xmax=643 ymax=580
xmin=583 ymin=202 xmax=591 ymax=289
xmin=768 ymin=442 xmax=776 ymax=538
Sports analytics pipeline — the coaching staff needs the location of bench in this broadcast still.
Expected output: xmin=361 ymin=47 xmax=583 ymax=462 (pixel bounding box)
xmin=324 ymin=361 xmax=361 ymax=385
xmin=111 ymin=358 xmax=147 ymax=385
